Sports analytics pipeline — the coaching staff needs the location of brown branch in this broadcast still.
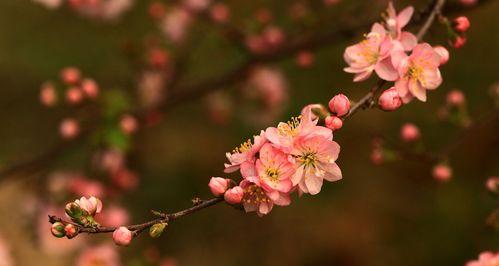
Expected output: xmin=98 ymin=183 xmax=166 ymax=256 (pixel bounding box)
xmin=47 ymin=0 xmax=450 ymax=238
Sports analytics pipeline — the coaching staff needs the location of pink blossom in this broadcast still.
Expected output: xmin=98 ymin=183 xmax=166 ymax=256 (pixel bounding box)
xmin=75 ymin=196 xmax=103 ymax=215
xmin=224 ymin=130 xmax=267 ymax=173
xmin=240 ymin=180 xmax=274 ymax=216
xmin=208 ymin=177 xmax=229 ymax=196
xmin=344 ymin=23 xmax=402 ymax=82
xmin=370 ymin=149 xmax=384 ymax=165
xmin=111 ymin=168 xmax=139 ymax=191
xmin=263 ymin=26 xmax=285 ymax=47
xmin=325 ymin=116 xmax=343 ymax=131
xmin=59 ymin=118 xmax=80 ymax=139
xmin=453 ymin=36 xmax=467 ymax=49
xmin=253 ymin=144 xmax=294 ymax=197
xmin=255 ymin=8 xmax=272 ymax=24
xmin=120 ymin=114 xmax=138 ymax=135
xmin=113 ymin=227 xmax=132 ymax=246
xmin=98 ymin=149 xmax=125 ymax=173
xmin=61 ymin=67 xmax=81 ymax=85
xmin=454 ymin=16 xmax=470 ymax=32
xmin=138 ymin=71 xmax=166 ymax=108
xmin=148 ymin=48 xmax=170 ymax=69
xmin=98 ymin=205 xmax=130 ymax=227
xmin=296 ymin=50 xmax=314 ymax=68
xmin=465 ymin=251 xmax=499 ymax=266
xmin=161 ymin=8 xmax=192 ymax=44
xmin=378 ymin=87 xmax=403 ymax=111
xmin=433 ymin=46 xmax=450 ymax=65
xmin=40 ymin=82 xmax=57 ymax=106
xmin=392 ymin=43 xmax=443 ymax=102
xmin=245 ymin=34 xmax=268 ymax=54
xmin=486 ymin=177 xmax=499 ymax=194
xmin=290 ymin=135 xmax=342 ymax=195
xmin=328 ymin=94 xmax=350 ymax=117
xmin=183 ymin=0 xmax=210 ymax=12
xmin=224 ymin=186 xmax=244 ymax=204
xmin=384 ymin=2 xmax=417 ymax=51
xmin=400 ymin=123 xmax=420 ymax=142
xmin=76 ymin=244 xmax=121 ymax=266
xmin=66 ymin=86 xmax=84 ymax=105
xmin=446 ymin=89 xmax=465 ymax=106
xmin=0 ymin=233 xmax=13 ymax=266
xmin=101 ymin=0 xmax=134 ymax=21
xmin=247 ymin=67 xmax=288 ymax=108
xmin=81 ymin=78 xmax=99 ymax=98
xmin=265 ymin=106 xmax=331 ymax=152
xmin=432 ymin=164 xmax=452 ymax=182
xmin=210 ymin=3 xmax=230 ymax=23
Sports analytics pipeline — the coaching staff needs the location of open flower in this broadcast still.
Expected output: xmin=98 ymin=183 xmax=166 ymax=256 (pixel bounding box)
xmin=255 ymin=144 xmax=295 ymax=194
xmin=75 ymin=196 xmax=103 ymax=216
xmin=224 ymin=131 xmax=267 ymax=173
xmin=384 ymin=2 xmax=417 ymax=51
xmin=265 ymin=106 xmax=331 ymax=152
xmin=240 ymin=180 xmax=287 ymax=217
xmin=290 ymin=135 xmax=342 ymax=195
xmin=392 ymin=43 xmax=442 ymax=102
xmin=344 ymin=23 xmax=403 ymax=82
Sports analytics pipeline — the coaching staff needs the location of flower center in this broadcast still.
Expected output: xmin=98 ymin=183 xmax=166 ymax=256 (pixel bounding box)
xmin=265 ymin=168 xmax=280 ymax=182
xmin=298 ymin=151 xmax=317 ymax=168
xmin=277 ymin=116 xmax=301 ymax=137
xmin=407 ymin=64 xmax=423 ymax=80
xmin=232 ymin=139 xmax=252 ymax=154
xmin=243 ymin=184 xmax=271 ymax=204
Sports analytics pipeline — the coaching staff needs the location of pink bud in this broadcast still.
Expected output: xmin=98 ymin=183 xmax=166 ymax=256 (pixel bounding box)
xmin=59 ymin=118 xmax=80 ymax=139
xmin=245 ymin=35 xmax=267 ymax=54
xmin=81 ymin=79 xmax=99 ymax=98
xmin=400 ymin=123 xmax=420 ymax=143
xmin=210 ymin=3 xmax=230 ymax=23
xmin=432 ymin=164 xmax=452 ymax=182
xmin=40 ymin=82 xmax=58 ymax=107
xmin=120 ymin=114 xmax=138 ymax=135
xmin=148 ymin=48 xmax=170 ymax=68
xmin=112 ymin=168 xmax=139 ymax=191
xmin=208 ymin=177 xmax=229 ymax=196
xmin=263 ymin=26 xmax=285 ymax=47
xmin=446 ymin=90 xmax=465 ymax=106
xmin=64 ymin=224 xmax=78 ymax=239
xmin=224 ymin=186 xmax=244 ymax=204
xmin=61 ymin=67 xmax=81 ymax=85
xmin=378 ymin=87 xmax=402 ymax=111
xmin=328 ymin=94 xmax=350 ymax=117
xmin=66 ymin=87 xmax=84 ymax=105
xmin=325 ymin=116 xmax=343 ymax=131
xmin=370 ymin=149 xmax=384 ymax=165
xmin=296 ymin=51 xmax=314 ymax=68
xmin=113 ymin=226 xmax=132 ymax=246
xmin=433 ymin=46 xmax=450 ymax=65
xmin=453 ymin=16 xmax=470 ymax=33
xmin=486 ymin=176 xmax=499 ymax=193
xmin=452 ymin=36 xmax=467 ymax=49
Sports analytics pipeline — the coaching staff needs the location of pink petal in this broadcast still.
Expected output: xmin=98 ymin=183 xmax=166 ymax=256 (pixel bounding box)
xmin=353 ymin=70 xmax=373 ymax=82
xmin=397 ymin=6 xmax=414 ymax=29
xmin=371 ymin=22 xmax=386 ymax=36
xmin=422 ymin=68 xmax=442 ymax=90
xmin=408 ymin=79 xmax=427 ymax=102
xmin=395 ymin=78 xmax=409 ymax=99
xmin=375 ymin=57 xmax=399 ymax=81
xmin=304 ymin=173 xmax=323 ymax=195
xmin=323 ymin=162 xmax=342 ymax=182
xmin=399 ymin=32 xmax=417 ymax=51
xmin=391 ymin=50 xmax=408 ymax=71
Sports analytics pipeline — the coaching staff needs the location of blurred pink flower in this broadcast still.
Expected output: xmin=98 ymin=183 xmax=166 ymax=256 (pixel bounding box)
xmin=138 ymin=71 xmax=166 ymax=108
xmin=111 ymin=168 xmax=139 ymax=191
xmin=61 ymin=67 xmax=81 ymax=85
xmin=81 ymin=78 xmax=99 ymax=98
xmin=98 ymin=205 xmax=130 ymax=228
xmin=32 ymin=0 xmax=63 ymax=9
xmin=59 ymin=118 xmax=80 ymax=139
xmin=344 ymin=23 xmax=402 ymax=82
xmin=183 ymin=0 xmax=210 ymax=12
xmin=432 ymin=164 xmax=452 ymax=182
xmin=0 ymin=233 xmax=13 ymax=266
xmin=120 ymin=114 xmax=138 ymax=135
xmin=68 ymin=176 xmax=106 ymax=198
xmin=76 ymin=244 xmax=121 ymax=266
xmin=460 ymin=0 xmax=477 ymax=6
xmin=262 ymin=26 xmax=285 ymax=47
xmin=392 ymin=43 xmax=442 ymax=102
xmin=296 ymin=50 xmax=314 ymax=68
xmin=465 ymin=251 xmax=499 ymax=266
xmin=210 ymin=3 xmax=230 ymax=23
xmin=446 ymin=89 xmax=465 ymax=106
xmin=40 ymin=82 xmax=58 ymax=107
xmin=148 ymin=2 xmax=166 ymax=20
xmin=66 ymin=86 xmax=84 ymax=105
xmin=247 ymin=67 xmax=288 ymax=108
xmin=486 ymin=177 xmax=499 ymax=194
xmin=290 ymin=134 xmax=342 ymax=195
xmin=400 ymin=123 xmax=420 ymax=142
xmin=161 ymin=8 xmax=192 ymax=44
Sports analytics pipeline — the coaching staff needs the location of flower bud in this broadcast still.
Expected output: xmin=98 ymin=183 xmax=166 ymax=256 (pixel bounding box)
xmin=210 ymin=3 xmax=230 ymax=23
xmin=208 ymin=177 xmax=229 ymax=196
xmin=81 ymin=79 xmax=99 ymax=98
xmin=224 ymin=186 xmax=244 ymax=204
xmin=325 ymin=116 xmax=343 ymax=131
xmin=432 ymin=164 xmax=452 ymax=182
xmin=40 ymin=82 xmax=57 ymax=107
xmin=452 ymin=36 xmax=467 ymax=49
xmin=370 ymin=149 xmax=384 ymax=165
xmin=446 ymin=90 xmax=465 ymax=106
xmin=433 ymin=46 xmax=450 ymax=65
xmin=51 ymin=222 xmax=66 ymax=238
xmin=301 ymin=104 xmax=328 ymax=120
xmin=149 ymin=222 xmax=167 ymax=238
xmin=400 ymin=123 xmax=420 ymax=143
xmin=64 ymin=224 xmax=78 ymax=239
xmin=113 ymin=226 xmax=133 ymax=246
xmin=120 ymin=114 xmax=138 ymax=135
xmin=65 ymin=202 xmax=84 ymax=219
xmin=296 ymin=50 xmax=314 ymax=68
xmin=453 ymin=16 xmax=470 ymax=33
xmin=378 ymin=87 xmax=402 ymax=111
xmin=66 ymin=87 xmax=83 ymax=105
xmin=328 ymin=94 xmax=350 ymax=117
xmin=61 ymin=67 xmax=81 ymax=85
xmin=60 ymin=118 xmax=80 ymax=139
xmin=75 ymin=196 xmax=103 ymax=216
xmin=486 ymin=176 xmax=499 ymax=194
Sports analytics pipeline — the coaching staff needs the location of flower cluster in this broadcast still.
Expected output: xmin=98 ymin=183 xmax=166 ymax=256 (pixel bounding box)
xmin=466 ymin=251 xmax=499 ymax=266
xmin=51 ymin=196 xmax=103 ymax=239
xmin=210 ymin=106 xmax=342 ymax=216
xmin=344 ymin=2 xmax=447 ymax=104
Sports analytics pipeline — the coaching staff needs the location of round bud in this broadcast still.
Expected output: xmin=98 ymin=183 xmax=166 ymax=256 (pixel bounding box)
xmin=325 ymin=116 xmax=343 ymax=131
xmin=328 ymin=94 xmax=350 ymax=117
xmin=51 ymin=222 xmax=66 ymax=238
xmin=432 ymin=164 xmax=452 ymax=182
xmin=400 ymin=123 xmax=420 ymax=143
xmin=149 ymin=222 xmax=167 ymax=238
xmin=378 ymin=87 xmax=402 ymax=111
xmin=224 ymin=186 xmax=244 ymax=204
xmin=64 ymin=224 xmax=78 ymax=239
xmin=113 ymin=226 xmax=133 ymax=246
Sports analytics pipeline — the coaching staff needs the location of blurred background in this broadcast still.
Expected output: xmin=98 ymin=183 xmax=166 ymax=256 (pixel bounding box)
xmin=0 ymin=0 xmax=498 ymax=265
